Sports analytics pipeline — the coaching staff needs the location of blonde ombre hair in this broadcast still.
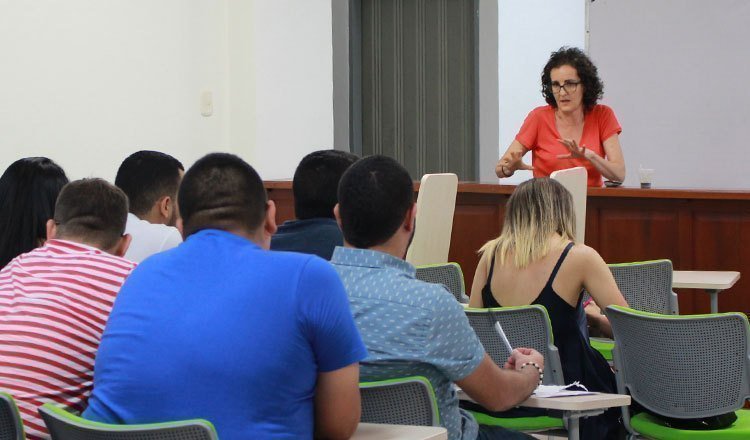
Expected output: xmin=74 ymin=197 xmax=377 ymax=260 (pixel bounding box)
xmin=479 ymin=178 xmax=576 ymax=268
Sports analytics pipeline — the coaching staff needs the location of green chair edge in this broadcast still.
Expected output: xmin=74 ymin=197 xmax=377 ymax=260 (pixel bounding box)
xmin=38 ymin=403 xmax=218 ymax=438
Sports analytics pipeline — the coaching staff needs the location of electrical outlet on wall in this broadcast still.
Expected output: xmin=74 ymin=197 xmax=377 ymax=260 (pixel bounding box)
xmin=200 ymin=91 xmax=213 ymax=117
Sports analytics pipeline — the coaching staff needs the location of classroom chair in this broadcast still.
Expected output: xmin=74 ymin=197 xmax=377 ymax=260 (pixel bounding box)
xmin=360 ymin=376 xmax=440 ymax=426
xmin=463 ymin=305 xmax=566 ymax=432
xmin=550 ymin=166 xmax=587 ymax=244
xmin=0 ymin=392 xmax=24 ymax=440
xmin=608 ymin=305 xmax=750 ymax=439
xmin=38 ymin=404 xmax=218 ymax=440
xmin=415 ymin=262 xmax=469 ymax=303
xmin=405 ymin=173 xmax=458 ymax=266
xmin=588 ymin=259 xmax=678 ymax=362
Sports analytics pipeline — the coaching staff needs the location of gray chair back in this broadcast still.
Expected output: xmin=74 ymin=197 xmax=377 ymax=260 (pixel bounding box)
xmin=360 ymin=376 xmax=439 ymax=426
xmin=583 ymin=259 xmax=678 ymax=315
xmin=608 ymin=306 xmax=750 ymax=423
xmin=465 ymin=305 xmax=564 ymax=385
xmin=38 ymin=404 xmax=218 ymax=440
xmin=415 ymin=263 xmax=469 ymax=303
xmin=0 ymin=392 xmax=24 ymax=440
xmin=610 ymin=260 xmax=678 ymax=314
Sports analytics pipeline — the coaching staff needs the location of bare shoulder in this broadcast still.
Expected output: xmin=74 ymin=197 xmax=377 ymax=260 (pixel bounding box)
xmin=566 ymin=243 xmax=606 ymax=266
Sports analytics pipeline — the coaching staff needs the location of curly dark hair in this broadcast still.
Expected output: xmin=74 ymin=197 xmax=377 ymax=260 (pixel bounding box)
xmin=541 ymin=47 xmax=603 ymax=112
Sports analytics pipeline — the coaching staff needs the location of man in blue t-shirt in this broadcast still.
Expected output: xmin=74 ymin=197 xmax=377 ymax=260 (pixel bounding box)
xmin=271 ymin=149 xmax=358 ymax=260
xmin=84 ymin=153 xmax=368 ymax=439
xmin=331 ymin=156 xmax=543 ymax=440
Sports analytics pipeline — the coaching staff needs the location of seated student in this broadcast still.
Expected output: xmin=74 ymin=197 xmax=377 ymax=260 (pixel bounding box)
xmin=84 ymin=153 xmax=367 ymax=439
xmin=0 ymin=179 xmax=135 ymax=439
xmin=271 ymin=149 xmax=358 ymax=260
xmin=0 ymin=157 xmax=68 ymax=269
xmin=114 ymin=150 xmax=184 ymax=262
xmin=468 ymin=178 xmax=628 ymax=439
xmin=331 ymin=155 xmax=543 ymax=440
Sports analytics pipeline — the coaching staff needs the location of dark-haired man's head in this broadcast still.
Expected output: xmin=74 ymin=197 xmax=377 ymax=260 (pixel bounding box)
xmin=335 ymin=155 xmax=415 ymax=257
xmin=48 ymin=178 xmax=131 ymax=256
xmin=115 ymin=151 xmax=184 ymax=226
xmin=293 ymin=150 xmax=358 ymax=220
xmin=178 ymin=153 xmax=276 ymax=246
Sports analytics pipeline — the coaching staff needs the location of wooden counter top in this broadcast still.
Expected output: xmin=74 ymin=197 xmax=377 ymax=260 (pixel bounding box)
xmin=268 ymin=180 xmax=750 ymax=200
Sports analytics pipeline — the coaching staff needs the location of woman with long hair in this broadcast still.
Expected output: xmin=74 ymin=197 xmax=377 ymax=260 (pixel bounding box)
xmin=0 ymin=157 xmax=69 ymax=268
xmin=469 ymin=178 xmax=627 ymax=438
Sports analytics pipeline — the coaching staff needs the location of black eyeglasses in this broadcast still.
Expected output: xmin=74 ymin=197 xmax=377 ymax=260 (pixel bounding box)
xmin=550 ymin=80 xmax=581 ymax=94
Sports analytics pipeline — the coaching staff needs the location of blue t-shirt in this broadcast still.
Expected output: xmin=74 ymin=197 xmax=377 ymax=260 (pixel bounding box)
xmin=83 ymin=229 xmax=367 ymax=439
xmin=331 ymin=247 xmax=486 ymax=440
xmin=270 ymin=218 xmax=343 ymax=260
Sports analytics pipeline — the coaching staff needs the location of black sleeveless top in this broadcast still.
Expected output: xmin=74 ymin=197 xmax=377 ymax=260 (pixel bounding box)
xmin=481 ymin=242 xmax=620 ymax=439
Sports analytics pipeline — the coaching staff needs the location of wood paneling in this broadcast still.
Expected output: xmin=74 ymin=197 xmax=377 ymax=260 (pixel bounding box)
xmin=265 ymin=181 xmax=750 ymax=315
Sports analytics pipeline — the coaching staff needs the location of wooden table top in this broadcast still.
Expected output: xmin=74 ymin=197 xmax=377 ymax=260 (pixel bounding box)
xmin=673 ymin=271 xmax=741 ymax=290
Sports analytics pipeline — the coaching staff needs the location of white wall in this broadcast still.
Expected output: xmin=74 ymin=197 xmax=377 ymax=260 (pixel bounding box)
xmin=0 ymin=0 xmax=230 ymax=181
xmin=234 ymin=0 xmax=334 ymax=179
xmin=589 ymin=0 xmax=750 ymax=189
xmin=0 ymin=1 xmax=334 ymax=181
xmin=497 ymin=0 xmax=587 ymax=184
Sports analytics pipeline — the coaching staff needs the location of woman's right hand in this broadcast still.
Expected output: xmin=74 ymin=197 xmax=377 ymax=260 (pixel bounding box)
xmin=496 ymin=141 xmax=533 ymax=178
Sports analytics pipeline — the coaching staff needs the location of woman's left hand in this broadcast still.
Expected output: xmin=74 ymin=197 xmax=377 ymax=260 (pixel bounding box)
xmin=557 ymin=138 xmax=590 ymax=160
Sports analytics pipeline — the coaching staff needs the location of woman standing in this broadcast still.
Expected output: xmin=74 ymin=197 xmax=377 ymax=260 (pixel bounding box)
xmin=496 ymin=47 xmax=625 ymax=187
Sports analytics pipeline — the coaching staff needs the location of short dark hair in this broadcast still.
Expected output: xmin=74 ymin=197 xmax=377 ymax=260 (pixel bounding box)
xmin=337 ymin=155 xmax=414 ymax=248
xmin=115 ymin=150 xmax=184 ymax=216
xmin=178 ymin=153 xmax=268 ymax=238
xmin=0 ymin=157 xmax=69 ymax=268
xmin=293 ymin=150 xmax=358 ymax=220
xmin=54 ymin=178 xmax=129 ymax=250
xmin=541 ymin=47 xmax=604 ymax=112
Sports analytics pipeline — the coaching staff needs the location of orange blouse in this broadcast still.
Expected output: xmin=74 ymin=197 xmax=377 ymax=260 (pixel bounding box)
xmin=515 ymin=104 xmax=622 ymax=187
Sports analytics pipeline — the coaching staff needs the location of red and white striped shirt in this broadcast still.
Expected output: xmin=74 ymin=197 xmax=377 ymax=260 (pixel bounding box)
xmin=0 ymin=239 xmax=136 ymax=439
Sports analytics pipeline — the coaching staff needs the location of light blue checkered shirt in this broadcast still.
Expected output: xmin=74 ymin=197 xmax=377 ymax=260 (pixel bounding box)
xmin=331 ymin=247 xmax=486 ymax=440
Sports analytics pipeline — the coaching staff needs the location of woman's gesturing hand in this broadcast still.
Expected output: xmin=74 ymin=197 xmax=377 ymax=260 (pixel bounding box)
xmin=556 ymin=138 xmax=592 ymax=160
xmin=496 ymin=150 xmax=534 ymax=178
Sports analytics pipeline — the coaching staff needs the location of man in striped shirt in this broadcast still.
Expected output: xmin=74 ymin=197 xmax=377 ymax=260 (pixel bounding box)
xmin=0 ymin=178 xmax=135 ymax=439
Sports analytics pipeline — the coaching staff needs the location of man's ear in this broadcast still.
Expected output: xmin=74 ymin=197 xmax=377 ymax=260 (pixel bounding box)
xmin=333 ymin=203 xmax=342 ymax=229
xmin=113 ymin=234 xmax=132 ymax=258
xmin=46 ymin=219 xmax=57 ymax=240
xmin=157 ymin=196 xmax=172 ymax=221
xmin=404 ymin=203 xmax=417 ymax=232
xmin=264 ymin=200 xmax=278 ymax=236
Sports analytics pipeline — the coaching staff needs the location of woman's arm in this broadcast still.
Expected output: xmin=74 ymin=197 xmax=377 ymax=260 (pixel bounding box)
xmin=558 ymin=134 xmax=626 ymax=182
xmin=469 ymin=252 xmax=490 ymax=307
xmin=495 ymin=140 xmax=533 ymax=178
xmin=587 ymin=134 xmax=626 ymax=182
xmin=579 ymin=246 xmax=628 ymax=338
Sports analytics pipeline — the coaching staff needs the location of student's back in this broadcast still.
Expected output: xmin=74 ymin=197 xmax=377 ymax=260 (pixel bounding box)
xmin=0 ymin=178 xmax=134 ymax=439
xmin=84 ymin=153 xmax=366 ymax=439
xmin=85 ymin=230 xmax=358 ymax=437
xmin=469 ymin=178 xmax=627 ymax=440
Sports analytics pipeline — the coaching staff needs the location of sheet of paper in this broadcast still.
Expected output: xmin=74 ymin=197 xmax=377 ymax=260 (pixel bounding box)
xmin=533 ymin=382 xmax=595 ymax=398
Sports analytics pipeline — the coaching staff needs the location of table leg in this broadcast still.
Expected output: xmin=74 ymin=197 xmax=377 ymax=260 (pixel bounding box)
xmin=567 ymin=417 xmax=579 ymax=440
xmin=708 ymin=290 xmax=719 ymax=313
xmin=563 ymin=409 xmax=603 ymax=440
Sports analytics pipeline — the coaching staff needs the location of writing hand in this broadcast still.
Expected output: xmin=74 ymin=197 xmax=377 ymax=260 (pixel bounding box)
xmin=510 ymin=348 xmax=544 ymax=372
